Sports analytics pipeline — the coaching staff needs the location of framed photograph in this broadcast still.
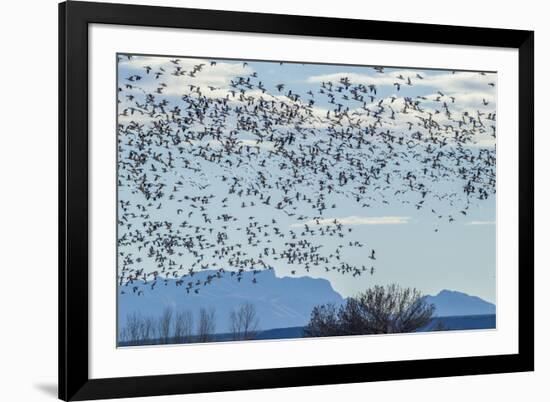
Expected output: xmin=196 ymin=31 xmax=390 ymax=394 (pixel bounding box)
xmin=59 ymin=1 xmax=534 ymax=400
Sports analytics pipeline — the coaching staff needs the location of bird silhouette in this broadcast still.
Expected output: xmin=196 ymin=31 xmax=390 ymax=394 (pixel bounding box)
xmin=116 ymin=55 xmax=496 ymax=295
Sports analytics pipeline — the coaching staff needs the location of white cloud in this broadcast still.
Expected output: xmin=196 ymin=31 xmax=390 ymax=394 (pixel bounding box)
xmin=306 ymin=70 xmax=496 ymax=94
xmin=118 ymin=55 xmax=170 ymax=69
xmin=464 ymin=137 xmax=496 ymax=148
xmin=238 ymin=139 xmax=276 ymax=150
xmin=118 ymin=56 xmax=497 ymax=154
xmin=119 ymin=55 xmax=253 ymax=96
xmin=465 ymin=220 xmax=496 ymax=225
xmin=291 ymin=216 xmax=411 ymax=227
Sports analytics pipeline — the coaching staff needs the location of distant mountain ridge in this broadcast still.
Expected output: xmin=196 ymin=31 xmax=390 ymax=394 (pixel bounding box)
xmin=424 ymin=289 xmax=496 ymax=317
xmin=119 ymin=269 xmax=344 ymax=331
xmin=119 ymin=270 xmax=495 ymax=332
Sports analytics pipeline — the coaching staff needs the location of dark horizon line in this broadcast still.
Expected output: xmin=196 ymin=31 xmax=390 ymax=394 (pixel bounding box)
xmin=117 ymin=313 xmax=497 ymax=347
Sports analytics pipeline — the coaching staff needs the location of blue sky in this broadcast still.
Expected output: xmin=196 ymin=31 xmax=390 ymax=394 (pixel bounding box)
xmin=117 ymin=54 xmax=496 ymax=303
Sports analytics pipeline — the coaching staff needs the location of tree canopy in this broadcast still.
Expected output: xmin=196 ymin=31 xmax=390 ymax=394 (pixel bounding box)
xmin=304 ymin=284 xmax=434 ymax=337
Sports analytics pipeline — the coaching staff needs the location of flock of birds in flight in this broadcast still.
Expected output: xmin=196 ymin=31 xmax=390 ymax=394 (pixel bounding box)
xmin=117 ymin=55 xmax=496 ymax=296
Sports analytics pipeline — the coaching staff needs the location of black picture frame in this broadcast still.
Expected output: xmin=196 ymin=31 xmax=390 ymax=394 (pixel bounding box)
xmin=59 ymin=1 xmax=534 ymax=400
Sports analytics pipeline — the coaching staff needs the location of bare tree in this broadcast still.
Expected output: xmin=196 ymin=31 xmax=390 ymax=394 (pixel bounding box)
xmin=229 ymin=302 xmax=260 ymax=340
xmin=304 ymin=284 xmax=435 ymax=337
xmin=303 ymin=304 xmax=342 ymax=337
xmin=158 ymin=307 xmax=173 ymax=344
xmin=120 ymin=313 xmax=157 ymax=345
xmin=197 ymin=307 xmax=216 ymax=343
xmin=140 ymin=316 xmax=156 ymax=343
xmin=173 ymin=310 xmax=194 ymax=344
xmin=122 ymin=312 xmax=142 ymax=345
xmin=352 ymin=284 xmax=434 ymax=333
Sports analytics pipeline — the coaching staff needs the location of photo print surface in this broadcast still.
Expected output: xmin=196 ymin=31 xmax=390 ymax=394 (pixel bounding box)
xmin=117 ymin=54 xmax=497 ymax=347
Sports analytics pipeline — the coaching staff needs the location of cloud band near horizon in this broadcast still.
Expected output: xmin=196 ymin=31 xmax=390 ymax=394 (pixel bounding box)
xmin=291 ymin=216 xmax=411 ymax=227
